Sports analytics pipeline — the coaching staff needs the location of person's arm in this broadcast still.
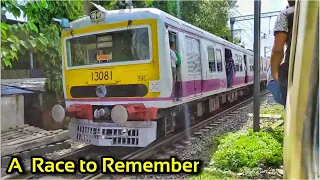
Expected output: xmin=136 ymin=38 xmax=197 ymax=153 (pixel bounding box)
xmin=271 ymin=10 xmax=288 ymax=81
xmin=270 ymin=33 xmax=287 ymax=80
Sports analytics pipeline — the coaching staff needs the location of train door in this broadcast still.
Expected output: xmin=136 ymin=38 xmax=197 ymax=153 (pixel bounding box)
xmin=224 ymin=48 xmax=233 ymax=87
xmin=185 ymin=36 xmax=202 ymax=96
xmin=244 ymin=55 xmax=248 ymax=83
xmin=168 ymin=30 xmax=182 ymax=98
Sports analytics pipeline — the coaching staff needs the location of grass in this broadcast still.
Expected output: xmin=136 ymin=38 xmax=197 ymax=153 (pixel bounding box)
xmin=188 ymin=169 xmax=238 ymax=180
xmin=212 ymin=130 xmax=283 ymax=172
xmin=260 ymin=104 xmax=285 ymax=119
xmin=191 ymin=125 xmax=284 ymax=179
xmin=190 ymin=103 xmax=285 ymax=179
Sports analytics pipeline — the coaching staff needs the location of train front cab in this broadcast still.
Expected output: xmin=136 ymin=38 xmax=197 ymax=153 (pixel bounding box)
xmin=283 ymin=0 xmax=319 ymax=178
xmin=52 ymin=11 xmax=175 ymax=147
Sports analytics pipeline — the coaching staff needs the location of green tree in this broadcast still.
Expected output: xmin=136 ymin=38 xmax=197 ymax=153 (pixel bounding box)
xmin=21 ymin=0 xmax=83 ymax=100
xmin=1 ymin=0 xmax=49 ymax=68
xmin=180 ymin=0 xmax=237 ymax=43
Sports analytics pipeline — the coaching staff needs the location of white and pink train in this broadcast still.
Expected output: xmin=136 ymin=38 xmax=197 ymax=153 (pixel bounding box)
xmin=52 ymin=5 xmax=269 ymax=147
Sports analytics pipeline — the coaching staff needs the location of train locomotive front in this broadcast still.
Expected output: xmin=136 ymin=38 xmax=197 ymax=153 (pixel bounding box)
xmin=52 ymin=7 xmax=174 ymax=147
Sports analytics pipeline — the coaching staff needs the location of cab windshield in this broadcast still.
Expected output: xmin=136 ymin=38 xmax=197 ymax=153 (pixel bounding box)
xmin=65 ymin=27 xmax=151 ymax=67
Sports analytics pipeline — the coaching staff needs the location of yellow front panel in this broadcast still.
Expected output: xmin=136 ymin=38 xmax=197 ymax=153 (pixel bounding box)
xmin=61 ymin=19 xmax=160 ymax=99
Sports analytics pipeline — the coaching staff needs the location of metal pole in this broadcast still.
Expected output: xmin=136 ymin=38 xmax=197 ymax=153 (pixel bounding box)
xmin=230 ymin=17 xmax=235 ymax=42
xmin=253 ymin=0 xmax=261 ymax=132
xmin=231 ymin=24 xmax=234 ymax=42
xmin=176 ymin=0 xmax=181 ymax=18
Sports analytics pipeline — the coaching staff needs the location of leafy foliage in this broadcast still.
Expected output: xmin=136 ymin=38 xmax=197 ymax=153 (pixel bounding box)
xmin=22 ymin=1 xmax=83 ymax=98
xmin=188 ymin=168 xmax=236 ymax=180
xmin=212 ymin=130 xmax=283 ymax=172
xmin=263 ymin=125 xmax=284 ymax=145
xmin=1 ymin=0 xmax=48 ymax=68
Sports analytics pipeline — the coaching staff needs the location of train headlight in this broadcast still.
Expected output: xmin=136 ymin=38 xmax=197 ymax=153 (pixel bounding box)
xmin=111 ymin=105 xmax=128 ymax=126
xmin=52 ymin=104 xmax=65 ymax=123
xmin=96 ymin=85 xmax=107 ymax=97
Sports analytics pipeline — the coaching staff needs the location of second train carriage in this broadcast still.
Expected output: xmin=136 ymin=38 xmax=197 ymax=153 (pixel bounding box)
xmin=51 ymin=3 xmax=268 ymax=147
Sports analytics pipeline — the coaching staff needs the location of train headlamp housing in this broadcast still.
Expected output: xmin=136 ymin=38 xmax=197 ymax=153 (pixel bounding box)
xmin=90 ymin=10 xmax=105 ymax=22
xmin=96 ymin=85 xmax=107 ymax=98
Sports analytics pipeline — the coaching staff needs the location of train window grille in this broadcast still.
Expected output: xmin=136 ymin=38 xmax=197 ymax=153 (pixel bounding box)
xmin=215 ymin=49 xmax=223 ymax=72
xmin=75 ymin=125 xmax=140 ymax=146
xmin=207 ymin=47 xmax=216 ymax=72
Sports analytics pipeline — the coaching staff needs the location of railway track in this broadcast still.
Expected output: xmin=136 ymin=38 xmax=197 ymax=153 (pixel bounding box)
xmin=85 ymin=90 xmax=269 ymax=180
xmin=3 ymin=91 xmax=269 ymax=179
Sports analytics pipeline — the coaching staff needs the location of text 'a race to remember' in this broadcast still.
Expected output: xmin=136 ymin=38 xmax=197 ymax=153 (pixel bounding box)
xmin=6 ymin=157 xmax=202 ymax=174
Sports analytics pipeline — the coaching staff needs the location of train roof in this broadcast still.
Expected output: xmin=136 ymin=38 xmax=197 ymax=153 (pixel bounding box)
xmin=69 ymin=7 xmax=253 ymax=55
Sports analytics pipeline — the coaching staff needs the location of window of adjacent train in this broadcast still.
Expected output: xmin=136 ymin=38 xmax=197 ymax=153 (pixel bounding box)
xmin=65 ymin=27 xmax=151 ymax=67
xmin=250 ymin=58 xmax=254 ymax=71
xmin=235 ymin=54 xmax=240 ymax=71
xmin=207 ymin=48 xmax=216 ymax=72
xmin=239 ymin=56 xmax=243 ymax=71
xmin=215 ymin=49 xmax=223 ymax=72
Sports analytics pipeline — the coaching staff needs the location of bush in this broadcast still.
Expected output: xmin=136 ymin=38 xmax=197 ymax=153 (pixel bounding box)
xmin=212 ymin=130 xmax=283 ymax=172
xmin=188 ymin=169 xmax=236 ymax=180
xmin=263 ymin=125 xmax=284 ymax=145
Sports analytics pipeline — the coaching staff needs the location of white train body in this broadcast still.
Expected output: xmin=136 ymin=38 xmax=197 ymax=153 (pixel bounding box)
xmin=52 ymin=5 xmax=268 ymax=147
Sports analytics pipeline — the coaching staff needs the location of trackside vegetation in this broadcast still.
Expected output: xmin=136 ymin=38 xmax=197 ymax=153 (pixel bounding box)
xmin=189 ymin=104 xmax=285 ymax=179
xmin=213 ymin=130 xmax=283 ymax=172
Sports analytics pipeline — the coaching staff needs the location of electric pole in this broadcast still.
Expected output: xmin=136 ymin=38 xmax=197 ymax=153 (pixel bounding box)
xmin=253 ymin=0 xmax=261 ymax=132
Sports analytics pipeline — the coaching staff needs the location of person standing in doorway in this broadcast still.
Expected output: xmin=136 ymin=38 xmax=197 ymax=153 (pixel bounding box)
xmin=225 ymin=50 xmax=236 ymax=88
xmin=170 ymin=41 xmax=179 ymax=101
xmin=270 ymin=0 xmax=295 ymax=107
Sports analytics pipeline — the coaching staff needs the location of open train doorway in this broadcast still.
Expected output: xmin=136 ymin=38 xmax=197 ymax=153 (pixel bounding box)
xmin=224 ymin=48 xmax=233 ymax=88
xmin=168 ymin=31 xmax=182 ymax=100
xmin=244 ymin=55 xmax=248 ymax=83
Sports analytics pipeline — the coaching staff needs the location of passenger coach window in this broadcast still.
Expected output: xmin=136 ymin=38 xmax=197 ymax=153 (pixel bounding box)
xmin=215 ymin=49 xmax=223 ymax=72
xmin=235 ymin=54 xmax=239 ymax=72
xmin=207 ymin=48 xmax=216 ymax=72
xmin=239 ymin=56 xmax=243 ymax=71
xmin=66 ymin=27 xmax=150 ymax=67
xmin=250 ymin=58 xmax=254 ymax=71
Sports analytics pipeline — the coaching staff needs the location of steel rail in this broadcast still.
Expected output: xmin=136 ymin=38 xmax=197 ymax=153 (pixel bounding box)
xmin=1 ymin=145 xmax=92 ymax=179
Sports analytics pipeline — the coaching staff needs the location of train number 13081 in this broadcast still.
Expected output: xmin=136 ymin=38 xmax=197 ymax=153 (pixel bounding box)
xmin=91 ymin=71 xmax=113 ymax=81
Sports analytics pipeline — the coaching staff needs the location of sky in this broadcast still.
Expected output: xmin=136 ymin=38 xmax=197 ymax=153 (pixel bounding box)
xmin=231 ymin=0 xmax=289 ymax=57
